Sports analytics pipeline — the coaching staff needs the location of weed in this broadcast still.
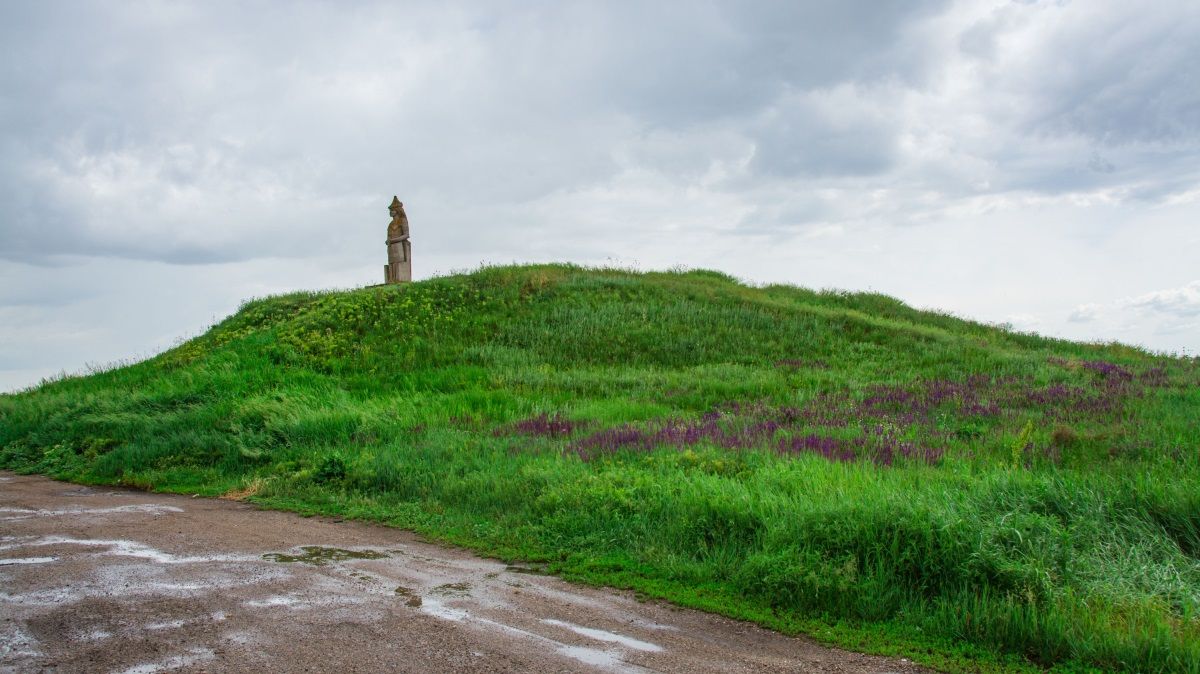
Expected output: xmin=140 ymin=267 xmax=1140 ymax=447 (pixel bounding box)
xmin=314 ymin=453 xmax=348 ymax=485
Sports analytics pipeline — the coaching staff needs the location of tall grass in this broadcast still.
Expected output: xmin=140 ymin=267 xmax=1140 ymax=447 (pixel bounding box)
xmin=2 ymin=264 xmax=1197 ymax=672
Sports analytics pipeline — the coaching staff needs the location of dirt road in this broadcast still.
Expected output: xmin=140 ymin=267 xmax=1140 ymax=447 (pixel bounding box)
xmin=0 ymin=472 xmax=929 ymax=673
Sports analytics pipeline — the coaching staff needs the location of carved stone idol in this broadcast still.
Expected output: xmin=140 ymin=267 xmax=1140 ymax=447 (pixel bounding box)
xmin=384 ymin=196 xmax=411 ymax=284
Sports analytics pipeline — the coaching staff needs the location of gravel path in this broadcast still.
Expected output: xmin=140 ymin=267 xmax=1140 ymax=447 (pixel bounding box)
xmin=0 ymin=472 xmax=930 ymax=673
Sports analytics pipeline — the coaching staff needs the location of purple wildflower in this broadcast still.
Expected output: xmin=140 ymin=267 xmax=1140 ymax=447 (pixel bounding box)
xmin=501 ymin=413 xmax=585 ymax=438
xmin=1081 ymin=360 xmax=1134 ymax=381
xmin=778 ymin=434 xmax=859 ymax=463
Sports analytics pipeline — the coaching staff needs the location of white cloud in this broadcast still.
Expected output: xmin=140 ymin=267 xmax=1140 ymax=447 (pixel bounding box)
xmin=1126 ymin=281 xmax=1200 ymax=318
xmin=1068 ymin=304 xmax=1103 ymax=323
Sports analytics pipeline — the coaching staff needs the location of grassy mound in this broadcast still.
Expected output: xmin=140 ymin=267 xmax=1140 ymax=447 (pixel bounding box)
xmin=3 ymin=264 xmax=1198 ymax=672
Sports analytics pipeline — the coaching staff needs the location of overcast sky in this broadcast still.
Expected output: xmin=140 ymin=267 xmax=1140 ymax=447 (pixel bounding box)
xmin=2 ymin=0 xmax=1199 ymax=392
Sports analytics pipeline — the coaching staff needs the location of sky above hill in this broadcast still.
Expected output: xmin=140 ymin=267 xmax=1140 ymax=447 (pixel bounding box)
xmin=2 ymin=0 xmax=1199 ymax=391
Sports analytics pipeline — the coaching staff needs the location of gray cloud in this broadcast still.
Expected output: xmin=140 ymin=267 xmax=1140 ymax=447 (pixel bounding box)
xmin=951 ymin=1 xmax=1200 ymax=143
xmin=2 ymin=0 xmax=1200 ymax=388
xmin=749 ymin=87 xmax=899 ymax=178
xmin=572 ymin=1 xmax=950 ymax=124
xmin=0 ymin=0 xmax=956 ymax=266
xmin=1023 ymin=7 xmax=1200 ymax=145
xmin=937 ymin=0 xmax=1200 ymax=197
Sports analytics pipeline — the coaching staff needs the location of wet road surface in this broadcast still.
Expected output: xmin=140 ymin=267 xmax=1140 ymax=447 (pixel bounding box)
xmin=0 ymin=472 xmax=930 ymax=673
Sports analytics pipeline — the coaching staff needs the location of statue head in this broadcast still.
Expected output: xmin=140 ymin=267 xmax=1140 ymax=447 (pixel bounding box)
xmin=389 ymin=196 xmax=403 ymax=218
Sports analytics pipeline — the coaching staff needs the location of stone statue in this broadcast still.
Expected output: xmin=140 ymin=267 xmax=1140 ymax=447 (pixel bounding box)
xmin=387 ymin=196 xmax=409 ymax=239
xmin=384 ymin=196 xmax=412 ymax=284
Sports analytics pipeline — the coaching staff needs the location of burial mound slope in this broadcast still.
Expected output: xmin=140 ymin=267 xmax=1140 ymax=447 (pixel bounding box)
xmin=2 ymin=264 xmax=1198 ymax=672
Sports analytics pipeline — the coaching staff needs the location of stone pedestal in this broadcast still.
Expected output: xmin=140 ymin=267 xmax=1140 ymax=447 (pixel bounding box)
xmin=384 ymin=236 xmax=411 ymax=284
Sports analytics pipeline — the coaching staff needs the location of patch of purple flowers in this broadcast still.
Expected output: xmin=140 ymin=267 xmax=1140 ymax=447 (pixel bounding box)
xmin=568 ymin=402 xmax=948 ymax=467
xmin=568 ymin=411 xmax=784 ymax=460
xmin=548 ymin=356 xmax=1178 ymax=468
xmin=1138 ymin=367 xmax=1169 ymax=387
xmin=501 ymin=413 xmax=585 ymax=438
xmin=778 ymin=434 xmax=860 ymax=463
xmin=1081 ymin=360 xmax=1134 ymax=380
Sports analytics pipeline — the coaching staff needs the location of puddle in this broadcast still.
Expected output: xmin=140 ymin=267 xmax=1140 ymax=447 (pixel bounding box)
xmin=558 ymin=644 xmax=627 ymax=670
xmin=0 ymin=556 xmax=58 ymax=566
xmin=421 ymin=597 xmax=469 ymax=622
xmin=262 ymin=546 xmax=389 ymax=566
xmin=542 ymin=618 xmax=663 ymax=652
xmin=505 ymin=564 xmax=548 ymax=575
xmin=0 ymin=536 xmax=248 ymax=564
xmin=79 ymin=628 xmax=113 ymax=642
xmin=0 ymin=623 xmax=41 ymax=659
xmin=418 ymin=599 xmax=649 ymax=673
xmin=142 ymin=581 xmax=212 ymax=593
xmin=0 ymin=504 xmax=183 ymax=521
xmin=144 ymin=619 xmax=189 ymax=631
xmin=394 ymin=586 xmax=423 ymax=607
xmin=244 ymin=595 xmax=304 ymax=608
xmin=113 ymin=646 xmax=215 ymax=674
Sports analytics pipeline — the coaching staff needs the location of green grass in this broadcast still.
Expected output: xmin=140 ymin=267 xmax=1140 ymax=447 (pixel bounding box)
xmin=2 ymin=263 xmax=1198 ymax=673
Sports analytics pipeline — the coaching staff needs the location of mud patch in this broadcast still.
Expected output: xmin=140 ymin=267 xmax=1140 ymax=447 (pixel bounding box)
xmin=431 ymin=581 xmax=472 ymax=597
xmin=59 ymin=487 xmax=96 ymax=497
xmin=262 ymin=546 xmax=389 ymax=566
xmin=347 ymin=570 xmax=379 ymax=584
xmin=394 ymin=586 xmax=423 ymax=607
